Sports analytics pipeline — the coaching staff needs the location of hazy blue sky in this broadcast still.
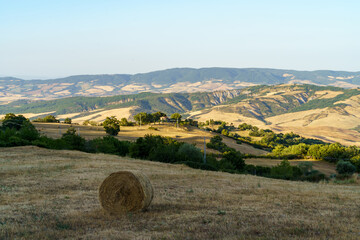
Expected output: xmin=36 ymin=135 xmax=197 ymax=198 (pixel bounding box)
xmin=1 ymin=0 xmax=359 ymax=79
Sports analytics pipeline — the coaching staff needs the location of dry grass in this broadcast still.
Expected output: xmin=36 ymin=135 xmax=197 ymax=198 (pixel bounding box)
xmin=1 ymin=146 xmax=360 ymax=239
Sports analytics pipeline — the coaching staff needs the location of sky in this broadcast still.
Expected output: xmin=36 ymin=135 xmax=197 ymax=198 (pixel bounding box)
xmin=0 ymin=0 xmax=359 ymax=79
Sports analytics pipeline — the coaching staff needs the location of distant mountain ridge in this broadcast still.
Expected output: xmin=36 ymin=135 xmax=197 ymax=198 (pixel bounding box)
xmin=1 ymin=68 xmax=360 ymax=103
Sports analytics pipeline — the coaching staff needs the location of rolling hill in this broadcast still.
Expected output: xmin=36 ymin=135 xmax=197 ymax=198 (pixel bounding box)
xmin=1 ymin=67 xmax=360 ymax=103
xmin=1 ymin=84 xmax=360 ymax=146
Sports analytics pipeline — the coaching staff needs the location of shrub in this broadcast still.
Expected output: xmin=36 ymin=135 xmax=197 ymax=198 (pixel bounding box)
xmin=33 ymin=115 xmax=59 ymax=123
xmin=103 ymin=116 xmax=121 ymax=136
xmin=298 ymin=162 xmax=313 ymax=175
xmin=300 ymin=170 xmax=328 ymax=182
xmin=148 ymin=144 xmax=179 ymax=163
xmin=2 ymin=113 xmax=29 ymax=130
xmin=176 ymin=143 xmax=203 ymax=163
xmin=120 ymin=118 xmax=134 ymax=126
xmin=350 ymin=155 xmax=360 ymax=172
xmin=0 ymin=118 xmax=39 ymax=147
xmin=17 ymin=122 xmax=39 ymax=141
xmin=61 ymin=127 xmax=86 ymax=150
xmin=244 ymin=164 xmax=271 ymax=176
xmin=129 ymin=135 xmax=165 ymax=159
xmin=175 ymin=161 xmax=217 ymax=171
xmin=221 ymin=129 xmax=229 ymax=136
xmin=222 ymin=150 xmax=245 ymax=171
xmin=87 ymin=136 xmax=130 ymax=156
xmin=270 ymin=160 xmax=302 ymax=180
xmin=33 ymin=136 xmax=68 ymax=149
xmin=64 ymin=118 xmax=72 ymax=124
xmin=207 ymin=135 xmax=234 ymax=153
xmin=336 ymin=160 xmax=356 ymax=175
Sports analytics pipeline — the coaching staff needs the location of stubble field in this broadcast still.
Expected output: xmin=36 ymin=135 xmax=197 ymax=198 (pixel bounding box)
xmin=1 ymin=146 xmax=359 ymax=239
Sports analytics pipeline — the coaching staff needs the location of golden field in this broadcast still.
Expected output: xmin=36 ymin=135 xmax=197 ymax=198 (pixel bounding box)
xmin=1 ymin=146 xmax=360 ymax=239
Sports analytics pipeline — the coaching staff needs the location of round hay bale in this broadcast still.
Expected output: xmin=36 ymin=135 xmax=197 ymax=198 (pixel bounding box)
xmin=99 ymin=171 xmax=154 ymax=214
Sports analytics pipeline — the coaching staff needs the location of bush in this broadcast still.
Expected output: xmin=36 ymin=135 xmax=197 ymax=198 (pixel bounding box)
xmin=176 ymin=143 xmax=203 ymax=163
xmin=270 ymin=160 xmax=302 ymax=180
xmin=0 ymin=117 xmax=40 ymax=147
xmin=336 ymin=160 xmax=356 ymax=175
xmin=64 ymin=118 xmax=72 ymax=124
xmin=222 ymin=150 xmax=245 ymax=171
xmin=300 ymin=170 xmax=328 ymax=182
xmin=148 ymin=144 xmax=179 ymax=163
xmin=244 ymin=164 xmax=271 ymax=176
xmin=207 ymin=135 xmax=234 ymax=153
xmin=120 ymin=118 xmax=134 ymax=126
xmin=350 ymin=155 xmax=360 ymax=172
xmin=61 ymin=127 xmax=86 ymax=150
xmin=103 ymin=116 xmax=121 ymax=136
xmin=17 ymin=122 xmax=40 ymax=141
xmin=175 ymin=161 xmax=217 ymax=171
xmin=33 ymin=115 xmax=59 ymax=123
xmin=33 ymin=136 xmax=68 ymax=149
xmin=298 ymin=162 xmax=313 ymax=175
xmin=129 ymin=135 xmax=165 ymax=159
xmin=87 ymin=136 xmax=130 ymax=156
xmin=1 ymin=113 xmax=29 ymax=130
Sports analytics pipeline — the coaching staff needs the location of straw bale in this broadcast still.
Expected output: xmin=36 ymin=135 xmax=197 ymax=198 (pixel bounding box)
xmin=99 ymin=171 xmax=154 ymax=214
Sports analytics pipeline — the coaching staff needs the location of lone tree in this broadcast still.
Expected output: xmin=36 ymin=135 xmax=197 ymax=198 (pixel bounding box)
xmin=170 ymin=113 xmax=182 ymax=128
xmin=103 ymin=116 xmax=121 ymax=136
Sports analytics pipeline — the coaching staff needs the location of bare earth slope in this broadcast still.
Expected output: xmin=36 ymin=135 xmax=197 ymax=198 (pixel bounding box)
xmin=1 ymin=146 xmax=359 ymax=239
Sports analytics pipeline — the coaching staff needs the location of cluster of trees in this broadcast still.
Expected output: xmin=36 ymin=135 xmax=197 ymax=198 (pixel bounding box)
xmin=200 ymin=121 xmax=327 ymax=151
xmin=0 ymin=113 xmax=39 ymax=147
xmin=238 ymin=123 xmax=325 ymax=148
xmin=271 ymin=143 xmax=360 ymax=171
xmin=205 ymin=135 xmax=327 ymax=181
xmin=33 ymin=115 xmax=60 ymax=123
xmin=210 ymin=135 xmax=332 ymax=181
xmin=82 ymin=120 xmax=99 ymax=126
xmin=133 ymin=112 xmax=182 ymax=125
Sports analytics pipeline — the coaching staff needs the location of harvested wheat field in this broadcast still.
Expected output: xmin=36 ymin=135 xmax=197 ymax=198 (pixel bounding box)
xmin=1 ymin=146 xmax=360 ymax=239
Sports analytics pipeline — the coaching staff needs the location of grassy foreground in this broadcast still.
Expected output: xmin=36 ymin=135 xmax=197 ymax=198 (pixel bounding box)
xmin=1 ymin=146 xmax=359 ymax=239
